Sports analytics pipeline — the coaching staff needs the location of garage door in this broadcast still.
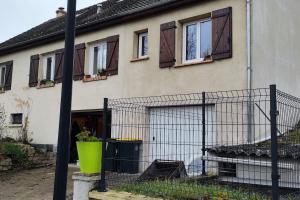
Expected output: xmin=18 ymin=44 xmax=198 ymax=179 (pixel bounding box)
xmin=148 ymin=106 xmax=214 ymax=175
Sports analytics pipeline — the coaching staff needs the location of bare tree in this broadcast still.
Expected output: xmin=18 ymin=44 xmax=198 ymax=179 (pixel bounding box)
xmin=0 ymin=104 xmax=7 ymax=139
xmin=14 ymin=97 xmax=33 ymax=144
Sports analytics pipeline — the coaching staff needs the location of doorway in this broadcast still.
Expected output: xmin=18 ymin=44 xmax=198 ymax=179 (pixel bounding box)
xmin=69 ymin=110 xmax=111 ymax=163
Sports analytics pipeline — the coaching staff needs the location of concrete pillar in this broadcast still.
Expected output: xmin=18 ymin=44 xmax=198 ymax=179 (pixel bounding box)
xmin=72 ymin=172 xmax=101 ymax=200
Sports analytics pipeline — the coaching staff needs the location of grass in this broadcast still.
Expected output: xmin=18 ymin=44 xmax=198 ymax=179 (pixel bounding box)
xmin=117 ymin=180 xmax=269 ymax=200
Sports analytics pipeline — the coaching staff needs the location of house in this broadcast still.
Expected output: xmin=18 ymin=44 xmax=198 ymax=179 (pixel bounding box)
xmin=0 ymin=0 xmax=299 ymax=184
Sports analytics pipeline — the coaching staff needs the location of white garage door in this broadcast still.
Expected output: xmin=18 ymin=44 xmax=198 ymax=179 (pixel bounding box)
xmin=148 ymin=106 xmax=215 ymax=175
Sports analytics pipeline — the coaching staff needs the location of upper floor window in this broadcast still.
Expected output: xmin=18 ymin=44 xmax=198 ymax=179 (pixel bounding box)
xmin=138 ymin=32 xmax=148 ymax=58
xmin=0 ymin=65 xmax=6 ymax=88
xmin=0 ymin=61 xmax=13 ymax=91
xmin=89 ymin=41 xmax=107 ymax=76
xmin=42 ymin=54 xmax=55 ymax=81
xmin=183 ymin=19 xmax=212 ymax=63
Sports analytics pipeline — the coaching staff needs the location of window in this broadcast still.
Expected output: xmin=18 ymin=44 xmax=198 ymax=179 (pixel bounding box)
xmin=138 ymin=32 xmax=148 ymax=58
xmin=42 ymin=54 xmax=55 ymax=80
xmin=0 ymin=65 xmax=6 ymax=88
xmin=89 ymin=41 xmax=107 ymax=76
xmin=11 ymin=113 xmax=23 ymax=125
xmin=183 ymin=19 xmax=212 ymax=63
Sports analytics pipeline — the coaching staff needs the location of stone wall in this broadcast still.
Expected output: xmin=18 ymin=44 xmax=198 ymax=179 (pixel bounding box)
xmin=0 ymin=143 xmax=56 ymax=172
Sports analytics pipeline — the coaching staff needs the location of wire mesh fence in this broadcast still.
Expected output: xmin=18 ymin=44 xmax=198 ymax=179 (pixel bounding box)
xmin=99 ymin=85 xmax=300 ymax=199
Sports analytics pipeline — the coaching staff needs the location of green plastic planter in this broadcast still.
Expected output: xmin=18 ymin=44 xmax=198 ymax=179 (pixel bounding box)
xmin=76 ymin=141 xmax=102 ymax=174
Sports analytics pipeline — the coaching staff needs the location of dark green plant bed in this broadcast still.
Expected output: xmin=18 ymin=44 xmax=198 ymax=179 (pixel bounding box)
xmin=117 ymin=180 xmax=269 ymax=200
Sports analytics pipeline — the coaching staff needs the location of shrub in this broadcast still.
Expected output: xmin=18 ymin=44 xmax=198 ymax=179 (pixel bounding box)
xmin=1 ymin=143 xmax=29 ymax=166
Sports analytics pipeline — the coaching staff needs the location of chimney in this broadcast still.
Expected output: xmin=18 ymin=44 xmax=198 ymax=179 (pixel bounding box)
xmin=56 ymin=7 xmax=66 ymax=17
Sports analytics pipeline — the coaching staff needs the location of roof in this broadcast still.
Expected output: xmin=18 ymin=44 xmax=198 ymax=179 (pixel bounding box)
xmin=207 ymin=130 xmax=300 ymax=160
xmin=0 ymin=0 xmax=201 ymax=56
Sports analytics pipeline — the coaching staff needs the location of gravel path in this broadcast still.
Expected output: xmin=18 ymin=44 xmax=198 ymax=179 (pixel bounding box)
xmin=0 ymin=166 xmax=78 ymax=200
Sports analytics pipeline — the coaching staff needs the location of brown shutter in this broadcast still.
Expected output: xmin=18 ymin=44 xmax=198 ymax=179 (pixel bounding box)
xmin=4 ymin=61 xmax=13 ymax=91
xmin=211 ymin=7 xmax=232 ymax=60
xmin=159 ymin=21 xmax=176 ymax=68
xmin=29 ymin=55 xmax=39 ymax=87
xmin=73 ymin=43 xmax=86 ymax=80
xmin=106 ymin=35 xmax=119 ymax=76
xmin=54 ymin=49 xmax=64 ymax=83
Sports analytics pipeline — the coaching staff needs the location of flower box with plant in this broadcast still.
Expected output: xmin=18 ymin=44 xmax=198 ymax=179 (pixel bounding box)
xmin=76 ymin=131 xmax=102 ymax=174
xmin=39 ymin=79 xmax=55 ymax=88
xmin=97 ymin=68 xmax=107 ymax=77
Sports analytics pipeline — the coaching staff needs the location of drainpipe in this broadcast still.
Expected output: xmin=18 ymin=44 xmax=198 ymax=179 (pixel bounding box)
xmin=246 ymin=0 xmax=253 ymax=143
xmin=247 ymin=0 xmax=252 ymax=91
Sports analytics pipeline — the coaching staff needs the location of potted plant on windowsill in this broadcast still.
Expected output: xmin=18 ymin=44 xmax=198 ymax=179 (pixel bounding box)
xmin=39 ymin=79 xmax=55 ymax=88
xmin=76 ymin=131 xmax=102 ymax=174
xmin=97 ymin=69 xmax=107 ymax=80
xmin=83 ymin=74 xmax=94 ymax=82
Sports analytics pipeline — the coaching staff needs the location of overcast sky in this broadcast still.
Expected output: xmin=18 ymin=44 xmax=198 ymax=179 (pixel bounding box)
xmin=0 ymin=0 xmax=104 ymax=43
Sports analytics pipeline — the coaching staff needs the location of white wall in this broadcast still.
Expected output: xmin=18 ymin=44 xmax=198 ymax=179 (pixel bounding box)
xmin=0 ymin=0 xmax=247 ymax=145
xmin=252 ymin=0 xmax=300 ymax=97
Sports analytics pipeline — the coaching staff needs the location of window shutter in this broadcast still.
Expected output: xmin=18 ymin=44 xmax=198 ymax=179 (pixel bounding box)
xmin=73 ymin=43 xmax=86 ymax=80
xmin=159 ymin=21 xmax=176 ymax=68
xmin=4 ymin=61 xmax=13 ymax=91
xmin=54 ymin=49 xmax=64 ymax=83
xmin=29 ymin=55 xmax=39 ymax=87
xmin=211 ymin=7 xmax=232 ymax=60
xmin=106 ymin=35 xmax=119 ymax=76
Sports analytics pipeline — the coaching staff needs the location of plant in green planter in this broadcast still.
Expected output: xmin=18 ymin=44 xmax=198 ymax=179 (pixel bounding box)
xmin=76 ymin=131 xmax=102 ymax=174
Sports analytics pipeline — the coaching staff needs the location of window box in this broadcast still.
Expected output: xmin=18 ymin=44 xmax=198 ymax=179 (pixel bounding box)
xmin=83 ymin=74 xmax=107 ymax=83
xmin=37 ymin=79 xmax=55 ymax=89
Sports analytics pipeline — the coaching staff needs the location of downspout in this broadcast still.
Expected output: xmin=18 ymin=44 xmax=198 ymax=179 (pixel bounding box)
xmin=246 ymin=0 xmax=253 ymax=143
xmin=247 ymin=0 xmax=252 ymax=91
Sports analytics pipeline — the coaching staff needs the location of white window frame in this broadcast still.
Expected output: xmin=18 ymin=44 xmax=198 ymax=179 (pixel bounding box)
xmin=138 ymin=32 xmax=148 ymax=58
xmin=0 ymin=65 xmax=6 ymax=87
xmin=42 ymin=54 xmax=55 ymax=81
xmin=182 ymin=18 xmax=211 ymax=64
xmin=89 ymin=41 xmax=107 ymax=76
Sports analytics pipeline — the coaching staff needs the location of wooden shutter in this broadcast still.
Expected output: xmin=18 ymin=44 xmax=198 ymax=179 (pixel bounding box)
xmin=29 ymin=55 xmax=39 ymax=87
xmin=73 ymin=43 xmax=86 ymax=80
xmin=211 ymin=7 xmax=232 ymax=60
xmin=4 ymin=61 xmax=13 ymax=91
xmin=106 ymin=35 xmax=119 ymax=76
xmin=54 ymin=49 xmax=64 ymax=83
xmin=159 ymin=21 xmax=176 ymax=68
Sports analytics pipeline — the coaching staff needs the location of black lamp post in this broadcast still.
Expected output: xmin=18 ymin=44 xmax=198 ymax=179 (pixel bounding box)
xmin=53 ymin=0 xmax=76 ymax=199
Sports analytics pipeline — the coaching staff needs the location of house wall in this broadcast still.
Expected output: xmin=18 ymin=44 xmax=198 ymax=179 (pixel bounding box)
xmin=252 ymin=0 xmax=300 ymax=97
xmin=0 ymin=0 xmax=246 ymax=145
xmin=235 ymin=158 xmax=300 ymax=188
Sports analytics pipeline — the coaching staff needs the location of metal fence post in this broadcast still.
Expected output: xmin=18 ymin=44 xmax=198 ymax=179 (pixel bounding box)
xmin=202 ymin=92 xmax=206 ymax=175
xmin=270 ymin=84 xmax=279 ymax=200
xmin=98 ymin=98 xmax=108 ymax=192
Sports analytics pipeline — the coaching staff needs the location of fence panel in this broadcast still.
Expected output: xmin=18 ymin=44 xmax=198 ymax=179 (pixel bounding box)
xmin=98 ymin=86 xmax=300 ymax=199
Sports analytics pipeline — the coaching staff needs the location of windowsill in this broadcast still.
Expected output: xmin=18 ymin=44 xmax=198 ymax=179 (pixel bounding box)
xmin=175 ymin=59 xmax=213 ymax=68
xmin=8 ymin=124 xmax=22 ymax=128
xmin=130 ymin=56 xmax=149 ymax=62
xmin=83 ymin=75 xmax=107 ymax=83
xmin=37 ymin=83 xmax=55 ymax=89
